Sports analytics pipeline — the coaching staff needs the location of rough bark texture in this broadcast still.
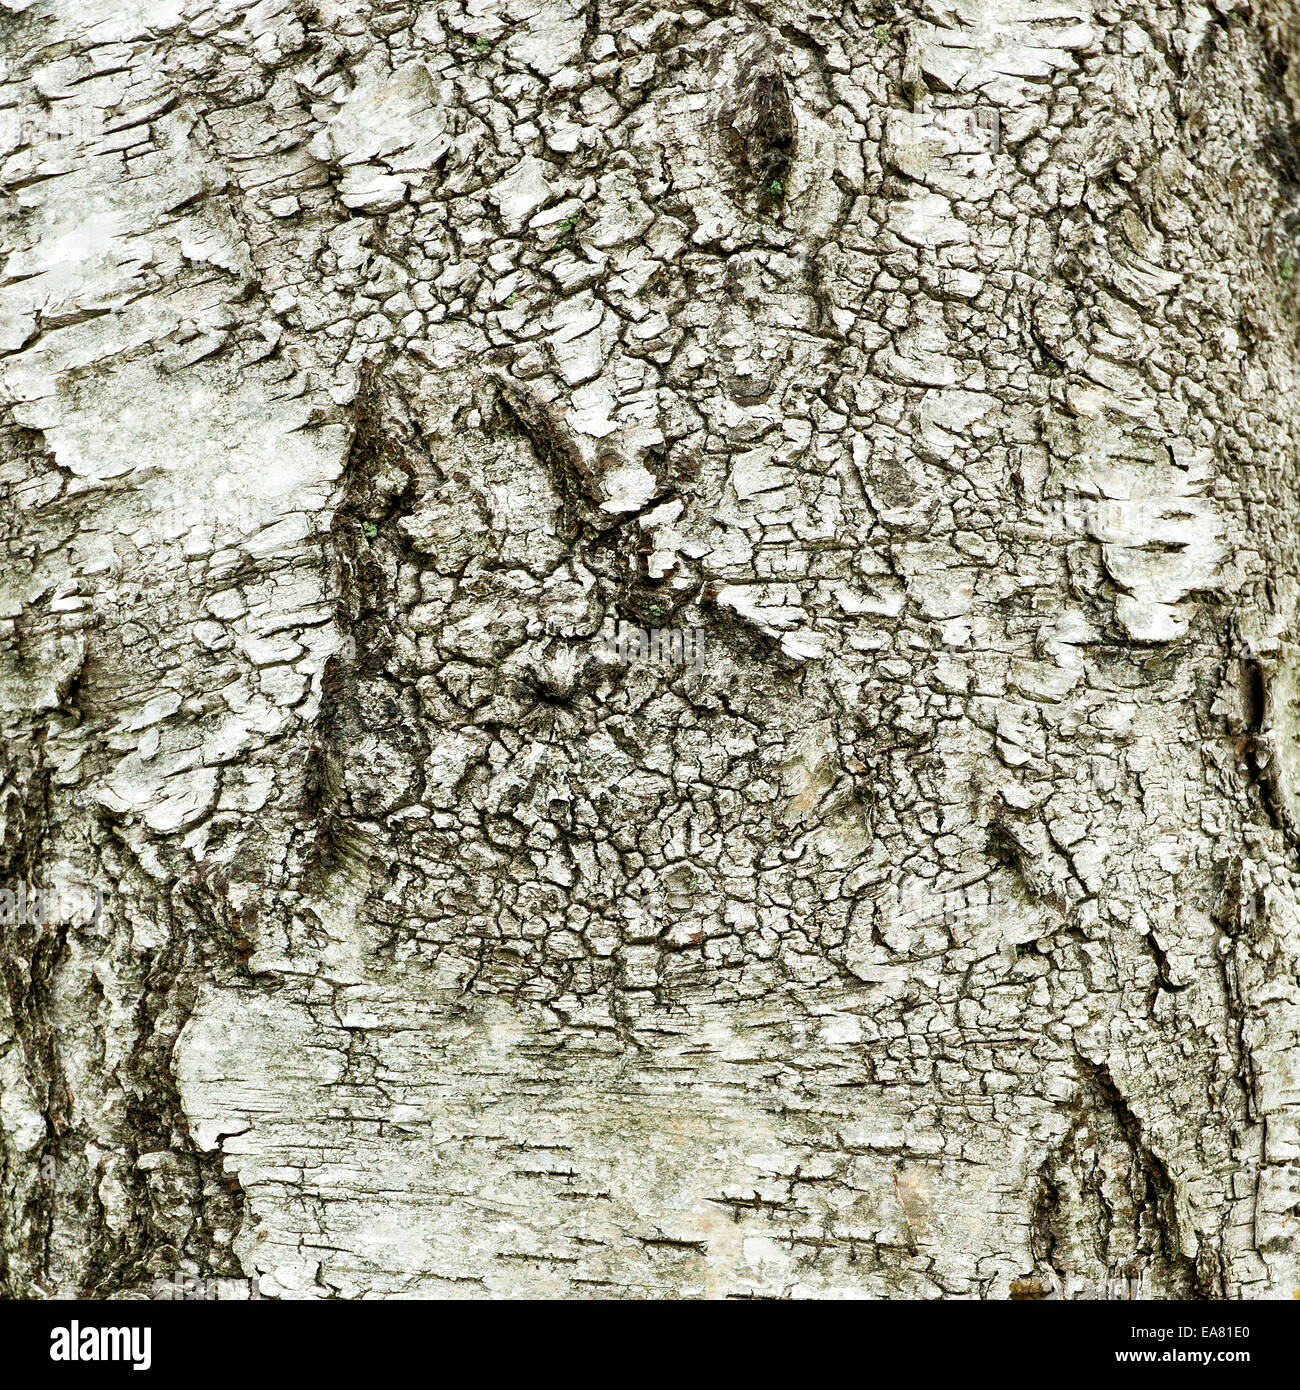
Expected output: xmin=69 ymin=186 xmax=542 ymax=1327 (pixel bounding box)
xmin=2 ymin=0 xmax=1300 ymax=1300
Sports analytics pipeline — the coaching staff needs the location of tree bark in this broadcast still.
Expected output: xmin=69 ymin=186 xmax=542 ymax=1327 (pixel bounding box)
xmin=3 ymin=0 xmax=1300 ymax=1299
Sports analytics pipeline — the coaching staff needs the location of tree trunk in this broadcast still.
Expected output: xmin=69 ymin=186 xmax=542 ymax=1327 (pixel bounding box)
xmin=3 ymin=0 xmax=1300 ymax=1300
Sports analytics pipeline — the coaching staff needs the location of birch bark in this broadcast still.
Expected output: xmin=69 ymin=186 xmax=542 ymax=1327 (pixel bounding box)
xmin=2 ymin=0 xmax=1300 ymax=1299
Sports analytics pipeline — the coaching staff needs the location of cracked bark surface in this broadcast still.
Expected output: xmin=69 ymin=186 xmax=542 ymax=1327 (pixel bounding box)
xmin=2 ymin=0 xmax=1300 ymax=1300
